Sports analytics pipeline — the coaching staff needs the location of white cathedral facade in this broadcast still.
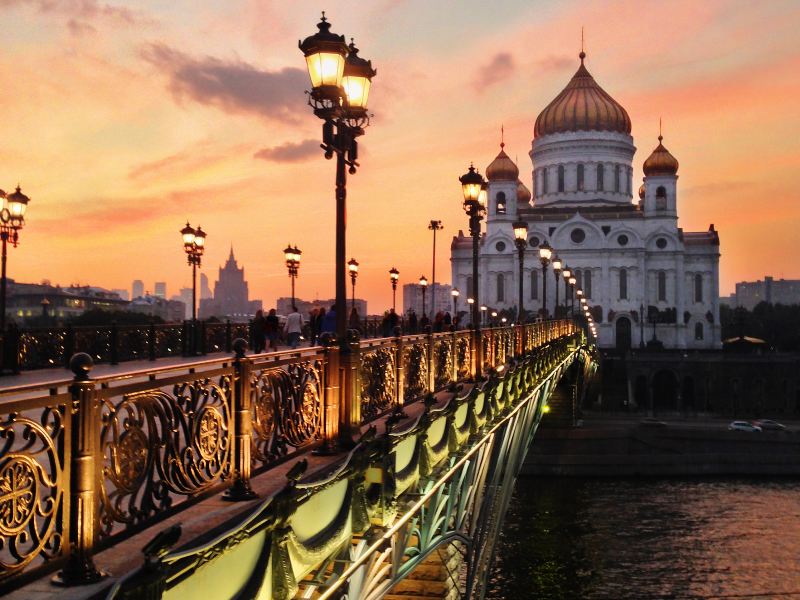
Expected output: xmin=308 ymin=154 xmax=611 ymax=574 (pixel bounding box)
xmin=451 ymin=51 xmax=721 ymax=350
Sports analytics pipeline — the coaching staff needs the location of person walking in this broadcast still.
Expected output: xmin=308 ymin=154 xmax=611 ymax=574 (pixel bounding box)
xmin=285 ymin=305 xmax=303 ymax=349
xmin=265 ymin=308 xmax=280 ymax=350
xmin=321 ymin=305 xmax=336 ymax=334
xmin=251 ymin=309 xmax=267 ymax=353
xmin=388 ymin=308 xmax=400 ymax=334
xmin=349 ymin=306 xmax=361 ymax=333
xmin=312 ymin=307 xmax=325 ymax=346
xmin=408 ymin=310 xmax=418 ymax=334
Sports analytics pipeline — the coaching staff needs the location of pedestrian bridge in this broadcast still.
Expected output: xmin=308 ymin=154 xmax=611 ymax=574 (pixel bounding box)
xmin=0 ymin=321 xmax=596 ymax=599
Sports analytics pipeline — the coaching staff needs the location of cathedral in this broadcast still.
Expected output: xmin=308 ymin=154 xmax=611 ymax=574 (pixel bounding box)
xmin=451 ymin=51 xmax=721 ymax=350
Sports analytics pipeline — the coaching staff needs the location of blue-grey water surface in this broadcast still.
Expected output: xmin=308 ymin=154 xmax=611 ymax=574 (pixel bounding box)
xmin=487 ymin=478 xmax=800 ymax=599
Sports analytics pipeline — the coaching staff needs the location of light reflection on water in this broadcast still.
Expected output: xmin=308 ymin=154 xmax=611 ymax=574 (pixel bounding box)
xmin=487 ymin=478 xmax=800 ymax=599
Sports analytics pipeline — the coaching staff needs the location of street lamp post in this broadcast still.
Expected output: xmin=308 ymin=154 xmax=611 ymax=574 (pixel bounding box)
xmin=639 ymin=302 xmax=646 ymax=348
xmin=348 ymin=258 xmax=359 ymax=313
xmin=552 ymin=256 xmax=562 ymax=318
xmin=180 ymin=222 xmax=206 ymax=322
xmin=428 ymin=220 xmax=442 ymax=320
xmin=389 ymin=267 xmax=399 ymax=311
xmin=300 ymin=14 xmax=376 ymax=341
xmin=0 ymin=186 xmax=30 ymax=331
xmin=538 ymin=242 xmax=552 ymax=318
xmin=284 ymin=244 xmax=302 ymax=307
xmin=513 ymin=221 xmax=527 ymax=324
xmin=419 ymin=275 xmax=428 ymax=319
xmin=451 ymin=288 xmax=459 ymax=324
xmin=459 ymin=165 xmax=487 ymax=330
xmin=562 ymin=267 xmax=571 ymax=315
xmin=568 ymin=276 xmax=576 ymax=314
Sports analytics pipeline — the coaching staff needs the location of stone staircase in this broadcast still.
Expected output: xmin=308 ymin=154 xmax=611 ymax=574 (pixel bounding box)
xmin=541 ymin=382 xmax=575 ymax=428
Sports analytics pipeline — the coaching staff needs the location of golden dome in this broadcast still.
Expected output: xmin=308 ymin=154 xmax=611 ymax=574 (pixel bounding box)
xmin=534 ymin=52 xmax=631 ymax=137
xmin=517 ymin=179 xmax=531 ymax=204
xmin=486 ymin=144 xmax=519 ymax=181
xmin=638 ymin=183 xmax=645 ymax=199
xmin=643 ymin=135 xmax=679 ymax=176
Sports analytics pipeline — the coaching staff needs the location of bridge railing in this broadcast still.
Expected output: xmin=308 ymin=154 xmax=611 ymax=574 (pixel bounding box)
xmin=0 ymin=320 xmax=578 ymax=591
xmin=108 ymin=329 xmax=587 ymax=600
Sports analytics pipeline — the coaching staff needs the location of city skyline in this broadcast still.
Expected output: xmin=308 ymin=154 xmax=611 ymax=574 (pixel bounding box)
xmin=2 ymin=1 xmax=799 ymax=311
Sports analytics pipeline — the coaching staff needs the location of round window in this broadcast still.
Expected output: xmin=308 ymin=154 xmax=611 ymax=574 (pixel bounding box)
xmin=571 ymin=228 xmax=586 ymax=244
xmin=656 ymin=237 xmax=667 ymax=249
xmin=529 ymin=236 xmax=540 ymax=248
xmin=495 ymin=241 xmax=506 ymax=252
xmin=618 ymin=234 xmax=629 ymax=246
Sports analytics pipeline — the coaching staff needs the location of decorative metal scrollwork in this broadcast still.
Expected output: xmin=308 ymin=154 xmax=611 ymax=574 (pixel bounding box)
xmin=98 ymin=375 xmax=232 ymax=538
xmin=250 ymin=361 xmax=322 ymax=465
xmin=360 ymin=348 xmax=396 ymax=420
xmin=0 ymin=406 xmax=64 ymax=578
xmin=456 ymin=336 xmax=471 ymax=379
xmin=403 ymin=343 xmax=428 ymax=403
xmin=433 ymin=339 xmax=453 ymax=389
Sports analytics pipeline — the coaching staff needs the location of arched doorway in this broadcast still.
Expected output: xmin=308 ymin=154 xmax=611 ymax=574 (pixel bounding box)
xmin=652 ymin=370 xmax=678 ymax=412
xmin=615 ymin=317 xmax=632 ymax=351
xmin=682 ymin=376 xmax=695 ymax=413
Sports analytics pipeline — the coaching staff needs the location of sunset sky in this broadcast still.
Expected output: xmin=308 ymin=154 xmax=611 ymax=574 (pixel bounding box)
xmin=2 ymin=0 xmax=799 ymax=312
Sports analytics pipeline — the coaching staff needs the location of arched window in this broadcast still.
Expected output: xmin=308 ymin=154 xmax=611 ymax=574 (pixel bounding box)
xmin=543 ymin=169 xmax=549 ymax=194
xmin=658 ymin=271 xmax=667 ymax=302
xmin=557 ymin=165 xmax=565 ymax=192
xmin=694 ymin=273 xmax=703 ymax=302
xmin=496 ymin=191 xmax=506 ymax=215
xmin=530 ymin=270 xmax=538 ymax=300
xmin=497 ymin=273 xmax=505 ymax=302
xmin=577 ymin=164 xmax=584 ymax=191
xmin=627 ymin=168 xmax=632 ymax=194
xmin=466 ymin=276 xmax=473 ymax=299
xmin=597 ymin=164 xmax=604 ymax=191
xmin=614 ymin=165 xmax=621 ymax=192
xmin=534 ymin=169 xmax=539 ymax=196
xmin=575 ymin=270 xmax=582 ymax=289
xmin=585 ymin=270 xmax=592 ymax=299
xmin=619 ymin=268 xmax=628 ymax=300
xmin=695 ymin=322 xmax=704 ymax=340
xmin=656 ymin=186 xmax=667 ymax=210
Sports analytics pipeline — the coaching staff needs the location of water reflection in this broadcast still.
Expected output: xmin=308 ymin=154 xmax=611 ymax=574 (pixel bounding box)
xmin=488 ymin=478 xmax=800 ymax=599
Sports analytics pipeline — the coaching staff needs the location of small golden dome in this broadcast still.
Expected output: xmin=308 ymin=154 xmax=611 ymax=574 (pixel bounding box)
xmin=643 ymin=135 xmax=679 ymax=176
xmin=638 ymin=183 xmax=645 ymax=199
xmin=534 ymin=52 xmax=631 ymax=137
xmin=486 ymin=144 xmax=519 ymax=181
xmin=517 ymin=179 xmax=531 ymax=204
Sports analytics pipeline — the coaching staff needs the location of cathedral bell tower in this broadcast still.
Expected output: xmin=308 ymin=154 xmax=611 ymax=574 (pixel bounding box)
xmin=641 ymin=131 xmax=679 ymax=218
xmin=485 ymin=140 xmax=519 ymax=238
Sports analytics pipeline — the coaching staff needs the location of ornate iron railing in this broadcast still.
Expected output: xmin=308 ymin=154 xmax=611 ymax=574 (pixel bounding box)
xmin=0 ymin=320 xmax=580 ymax=591
xmin=106 ymin=327 xmax=589 ymax=600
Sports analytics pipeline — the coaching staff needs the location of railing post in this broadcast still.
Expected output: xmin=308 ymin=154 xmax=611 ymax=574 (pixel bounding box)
xmin=339 ymin=330 xmax=362 ymax=445
xmin=200 ymin=320 xmax=207 ymax=355
xmin=225 ymin=319 xmax=232 ymax=353
xmin=7 ymin=323 xmax=20 ymax=374
xmin=148 ymin=323 xmax=156 ymax=361
xmin=110 ymin=322 xmax=119 ymax=365
xmin=471 ymin=325 xmax=482 ymax=380
xmin=181 ymin=320 xmax=189 ymax=356
xmin=426 ymin=325 xmax=434 ymax=392
xmin=315 ymin=333 xmax=341 ymax=454
xmin=224 ymin=338 xmax=257 ymax=501
xmin=394 ymin=326 xmax=404 ymax=407
xmin=54 ymin=353 xmax=104 ymax=586
xmin=451 ymin=326 xmax=458 ymax=383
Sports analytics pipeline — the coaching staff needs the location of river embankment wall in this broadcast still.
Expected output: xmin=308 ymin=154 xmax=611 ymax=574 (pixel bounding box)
xmin=523 ymin=424 xmax=800 ymax=476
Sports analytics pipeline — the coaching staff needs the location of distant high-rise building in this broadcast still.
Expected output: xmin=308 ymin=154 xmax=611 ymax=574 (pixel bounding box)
xmin=132 ymin=279 xmax=144 ymax=300
xmin=154 ymin=282 xmax=167 ymax=299
xmin=198 ymin=247 xmax=262 ymax=321
xmin=178 ymin=287 xmax=193 ymax=319
xmin=200 ymin=272 xmax=212 ymax=299
xmin=111 ymin=288 xmax=129 ymax=301
xmin=734 ymin=276 xmax=800 ymax=310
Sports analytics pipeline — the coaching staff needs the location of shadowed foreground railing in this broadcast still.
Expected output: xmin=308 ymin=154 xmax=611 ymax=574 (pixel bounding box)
xmin=0 ymin=320 xmax=579 ymax=592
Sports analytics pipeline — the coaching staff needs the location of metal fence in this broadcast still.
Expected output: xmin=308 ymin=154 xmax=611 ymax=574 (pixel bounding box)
xmin=0 ymin=320 xmax=578 ymax=591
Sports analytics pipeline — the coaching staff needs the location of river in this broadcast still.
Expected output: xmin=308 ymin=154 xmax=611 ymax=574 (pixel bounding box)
xmin=487 ymin=477 xmax=800 ymax=599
